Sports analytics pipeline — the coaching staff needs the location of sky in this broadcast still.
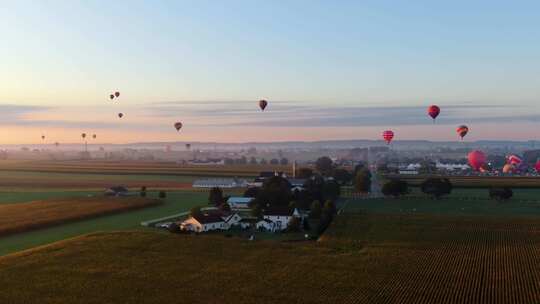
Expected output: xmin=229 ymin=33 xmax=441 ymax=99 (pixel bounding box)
xmin=1 ymin=0 xmax=540 ymax=144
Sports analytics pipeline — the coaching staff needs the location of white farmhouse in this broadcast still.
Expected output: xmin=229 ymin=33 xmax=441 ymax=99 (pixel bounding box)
xmin=261 ymin=207 xmax=302 ymax=232
xmin=180 ymin=214 xmax=226 ymax=233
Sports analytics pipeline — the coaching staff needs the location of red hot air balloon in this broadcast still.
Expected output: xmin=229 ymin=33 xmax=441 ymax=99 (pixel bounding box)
xmin=259 ymin=99 xmax=268 ymax=111
xmin=109 ymin=94 xmax=115 ymax=100
xmin=174 ymin=122 xmax=183 ymax=132
xmin=382 ymin=130 xmax=394 ymax=144
xmin=535 ymin=160 xmax=540 ymax=172
xmin=428 ymin=105 xmax=440 ymax=122
xmin=468 ymin=150 xmax=486 ymax=171
xmin=118 ymin=113 xmax=124 ymax=118
xmin=456 ymin=125 xmax=468 ymax=140
xmin=115 ymin=91 xmax=120 ymax=98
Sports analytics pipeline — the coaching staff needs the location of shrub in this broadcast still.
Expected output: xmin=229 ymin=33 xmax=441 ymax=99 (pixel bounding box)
xmin=158 ymin=191 xmax=167 ymax=199
xmin=381 ymin=179 xmax=409 ymax=197
xmin=489 ymin=187 xmax=513 ymax=201
xmin=420 ymin=178 xmax=452 ymax=199
xmin=167 ymin=223 xmax=180 ymax=233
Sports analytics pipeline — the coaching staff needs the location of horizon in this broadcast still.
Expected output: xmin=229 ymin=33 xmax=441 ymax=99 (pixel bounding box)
xmin=3 ymin=1 xmax=540 ymax=143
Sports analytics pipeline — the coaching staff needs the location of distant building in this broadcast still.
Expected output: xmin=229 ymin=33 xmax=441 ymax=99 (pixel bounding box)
xmin=104 ymin=186 xmax=129 ymax=197
xmin=261 ymin=207 xmax=301 ymax=232
xmin=227 ymin=197 xmax=254 ymax=209
xmin=192 ymin=178 xmax=248 ymax=188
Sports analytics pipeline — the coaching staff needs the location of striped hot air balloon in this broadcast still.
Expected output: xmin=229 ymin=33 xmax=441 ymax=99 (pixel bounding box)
xmin=382 ymin=130 xmax=394 ymax=144
xmin=507 ymin=154 xmax=522 ymax=166
xmin=456 ymin=125 xmax=469 ymax=140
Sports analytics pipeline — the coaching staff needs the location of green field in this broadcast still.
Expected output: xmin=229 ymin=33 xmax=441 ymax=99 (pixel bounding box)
xmin=0 ymin=191 xmax=207 ymax=256
xmin=342 ymin=188 xmax=540 ymax=216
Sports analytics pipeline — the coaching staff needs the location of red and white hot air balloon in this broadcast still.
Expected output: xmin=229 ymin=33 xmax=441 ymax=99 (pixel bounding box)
xmin=382 ymin=130 xmax=394 ymax=144
xmin=468 ymin=150 xmax=486 ymax=171
xmin=456 ymin=125 xmax=469 ymax=140
xmin=428 ymin=105 xmax=440 ymax=122
xmin=506 ymin=154 xmax=522 ymax=166
xmin=535 ymin=160 xmax=540 ymax=172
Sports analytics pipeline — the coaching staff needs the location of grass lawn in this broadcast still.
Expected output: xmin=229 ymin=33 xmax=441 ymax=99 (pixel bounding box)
xmin=0 ymin=191 xmax=99 ymax=205
xmin=0 ymin=191 xmax=207 ymax=256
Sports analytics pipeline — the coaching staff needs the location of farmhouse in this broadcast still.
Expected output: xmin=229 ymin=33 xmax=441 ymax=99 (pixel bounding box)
xmin=261 ymin=207 xmax=302 ymax=232
xmin=180 ymin=213 xmax=226 ymax=233
xmin=227 ymin=197 xmax=254 ymax=209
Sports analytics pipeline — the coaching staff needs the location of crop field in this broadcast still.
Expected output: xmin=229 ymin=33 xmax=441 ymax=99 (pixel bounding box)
xmin=0 ymin=191 xmax=207 ymax=256
xmin=0 ymin=196 xmax=162 ymax=237
xmin=386 ymin=173 xmax=540 ymax=188
xmin=0 ymin=159 xmax=291 ymax=177
xmin=0 ymin=170 xmax=197 ymax=190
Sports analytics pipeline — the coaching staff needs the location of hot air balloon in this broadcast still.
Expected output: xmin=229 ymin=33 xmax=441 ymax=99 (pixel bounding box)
xmin=259 ymin=99 xmax=268 ymax=111
xmin=41 ymin=135 xmax=45 ymax=140
xmin=174 ymin=122 xmax=183 ymax=132
xmin=428 ymin=105 xmax=440 ymax=122
xmin=535 ymin=160 xmax=540 ymax=172
xmin=382 ymin=130 xmax=394 ymax=144
xmin=468 ymin=150 xmax=486 ymax=171
xmin=118 ymin=113 xmax=124 ymax=118
xmin=115 ymin=91 xmax=120 ymax=98
xmin=81 ymin=133 xmax=87 ymax=139
xmin=186 ymin=143 xmax=191 ymax=150
xmin=54 ymin=142 xmax=59 ymax=147
xmin=456 ymin=125 xmax=468 ymax=140
xmin=109 ymin=94 xmax=115 ymax=100
xmin=507 ymin=154 xmax=523 ymax=166
xmin=92 ymin=134 xmax=97 ymax=139
xmin=502 ymin=164 xmax=516 ymax=174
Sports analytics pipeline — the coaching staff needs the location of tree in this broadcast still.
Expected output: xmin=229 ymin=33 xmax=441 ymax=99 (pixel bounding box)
xmin=420 ymin=178 xmax=452 ymax=199
xmin=158 ymin=191 xmax=167 ymax=199
xmin=244 ymin=187 xmax=260 ymax=198
xmin=332 ymin=168 xmax=352 ymax=185
xmin=489 ymin=187 xmax=513 ymax=201
xmin=280 ymin=158 xmax=289 ymax=165
xmin=381 ymin=180 xmax=409 ymax=197
xmin=296 ymin=168 xmax=314 ymax=179
xmin=251 ymin=204 xmax=263 ymax=218
xmin=287 ymin=217 xmax=301 ymax=232
xmin=304 ymin=175 xmax=325 ymax=203
xmin=208 ymin=187 xmax=224 ymax=206
xmin=260 ymin=158 xmax=268 ymax=165
xmin=140 ymin=186 xmax=147 ymax=197
xmin=220 ymin=202 xmax=232 ymax=212
xmin=270 ymin=158 xmax=279 ymax=165
xmin=249 ymin=157 xmax=258 ymax=165
xmin=355 ymin=169 xmax=372 ymax=193
xmin=315 ymin=157 xmax=334 ymax=176
xmin=190 ymin=206 xmax=203 ymax=218
xmin=253 ymin=175 xmax=292 ymax=208
xmin=322 ymin=200 xmax=336 ymax=218
xmin=310 ymin=200 xmax=322 ymax=219
xmin=323 ymin=179 xmax=341 ymax=201
xmin=419 ymin=160 xmax=437 ymax=174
